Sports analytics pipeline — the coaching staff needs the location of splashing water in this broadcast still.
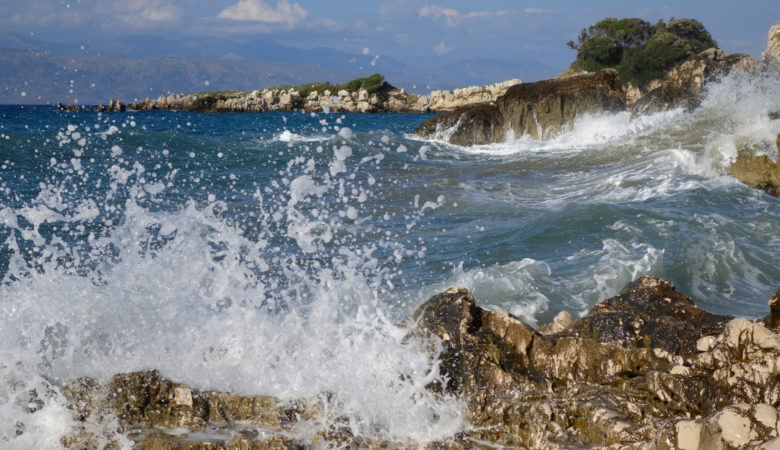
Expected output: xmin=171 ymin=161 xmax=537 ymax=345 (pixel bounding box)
xmin=1 ymin=70 xmax=780 ymax=446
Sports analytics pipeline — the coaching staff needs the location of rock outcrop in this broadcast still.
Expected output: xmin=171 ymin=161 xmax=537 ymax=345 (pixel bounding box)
xmin=109 ymin=78 xmax=523 ymax=115
xmin=38 ymin=276 xmax=780 ymax=449
xmin=763 ymin=21 xmax=780 ymax=70
xmin=731 ymin=133 xmax=780 ymax=197
xmin=414 ymin=69 xmax=626 ymax=145
xmin=631 ymin=48 xmax=757 ymax=114
xmin=427 ymin=79 xmax=522 ymax=111
xmin=413 ymin=276 xmax=780 ymax=448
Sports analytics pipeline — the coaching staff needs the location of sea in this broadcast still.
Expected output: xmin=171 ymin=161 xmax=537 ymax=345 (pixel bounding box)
xmin=1 ymin=71 xmax=780 ymax=447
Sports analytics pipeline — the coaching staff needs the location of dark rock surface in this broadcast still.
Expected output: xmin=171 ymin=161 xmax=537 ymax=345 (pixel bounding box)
xmin=414 ymin=69 xmax=626 ymax=145
xmin=412 ymin=277 xmax=780 ymax=448
xmin=45 ymin=277 xmax=780 ymax=449
xmin=567 ymin=276 xmax=732 ymax=357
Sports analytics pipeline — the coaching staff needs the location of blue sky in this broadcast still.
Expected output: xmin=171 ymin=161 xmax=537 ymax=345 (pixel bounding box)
xmin=2 ymin=0 xmax=779 ymax=73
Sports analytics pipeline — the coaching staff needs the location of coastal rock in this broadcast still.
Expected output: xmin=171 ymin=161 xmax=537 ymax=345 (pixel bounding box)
xmin=763 ymin=21 xmax=780 ymax=70
xmin=427 ymin=79 xmax=522 ymax=111
xmin=414 ymin=69 xmax=625 ymax=145
xmin=567 ymin=276 xmax=732 ymax=357
xmin=412 ymin=277 xmax=780 ymax=447
xmin=631 ymin=48 xmax=757 ymax=114
xmin=48 ymin=278 xmax=780 ymax=448
xmin=730 ymin=133 xmax=780 ymax=197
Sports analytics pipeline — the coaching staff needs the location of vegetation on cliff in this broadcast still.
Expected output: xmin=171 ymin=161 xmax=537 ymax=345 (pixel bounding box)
xmin=567 ymin=17 xmax=717 ymax=86
xmin=195 ymin=73 xmax=394 ymax=100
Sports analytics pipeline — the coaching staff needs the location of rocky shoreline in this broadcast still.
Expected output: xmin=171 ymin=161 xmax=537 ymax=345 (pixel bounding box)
xmin=58 ymin=78 xmax=523 ymax=115
xmin=47 ymin=276 xmax=780 ymax=449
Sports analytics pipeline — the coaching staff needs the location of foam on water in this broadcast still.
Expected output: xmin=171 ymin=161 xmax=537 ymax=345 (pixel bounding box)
xmin=275 ymin=129 xmax=333 ymax=143
xmin=0 ymin=117 xmax=467 ymax=446
xmin=2 ymin=70 xmax=780 ymax=446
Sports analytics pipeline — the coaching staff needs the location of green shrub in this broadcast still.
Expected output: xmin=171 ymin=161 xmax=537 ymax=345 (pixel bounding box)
xmin=270 ymin=73 xmax=394 ymax=99
xmin=567 ymin=17 xmax=718 ymax=87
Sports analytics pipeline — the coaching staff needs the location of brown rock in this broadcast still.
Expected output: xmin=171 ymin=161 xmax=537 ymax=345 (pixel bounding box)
xmin=730 ymin=133 xmax=780 ymax=197
xmin=766 ymin=290 xmax=780 ymax=329
xmin=631 ymin=48 xmax=757 ymax=114
xmin=568 ymin=276 xmax=732 ymax=357
xmin=414 ymin=69 xmax=626 ymax=145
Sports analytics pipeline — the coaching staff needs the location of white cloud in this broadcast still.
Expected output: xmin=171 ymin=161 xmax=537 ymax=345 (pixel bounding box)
xmin=217 ymin=0 xmax=308 ymax=26
xmin=419 ymin=4 xmax=510 ymax=26
xmin=108 ymin=0 xmax=182 ymax=27
xmin=432 ymin=40 xmax=452 ymax=55
xmin=524 ymin=8 xmax=552 ymax=14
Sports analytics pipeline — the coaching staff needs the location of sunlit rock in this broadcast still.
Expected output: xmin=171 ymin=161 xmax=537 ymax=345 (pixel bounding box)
xmin=631 ymin=48 xmax=757 ymax=114
xmin=763 ymin=21 xmax=780 ymax=70
xmin=414 ymin=69 xmax=625 ymax=145
xmin=730 ymin=133 xmax=780 ymax=197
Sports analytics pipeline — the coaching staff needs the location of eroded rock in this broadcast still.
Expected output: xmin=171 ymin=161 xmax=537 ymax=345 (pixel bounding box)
xmin=50 ymin=277 xmax=780 ymax=449
xmin=763 ymin=21 xmax=780 ymax=70
xmin=631 ymin=48 xmax=757 ymax=114
xmin=412 ymin=277 xmax=780 ymax=448
xmin=730 ymin=133 xmax=780 ymax=197
xmin=414 ymin=69 xmax=626 ymax=145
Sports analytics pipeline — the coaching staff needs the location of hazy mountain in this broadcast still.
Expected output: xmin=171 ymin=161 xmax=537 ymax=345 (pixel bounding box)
xmin=0 ymin=49 xmax=360 ymax=105
xmin=0 ymin=33 xmax=555 ymax=104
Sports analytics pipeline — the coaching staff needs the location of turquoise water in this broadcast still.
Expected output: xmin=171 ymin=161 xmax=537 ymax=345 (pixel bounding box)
xmin=1 ymin=71 xmax=779 ymax=445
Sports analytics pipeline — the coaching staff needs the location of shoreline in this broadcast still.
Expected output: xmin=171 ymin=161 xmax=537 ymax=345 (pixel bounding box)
xmin=56 ymin=276 xmax=780 ymax=448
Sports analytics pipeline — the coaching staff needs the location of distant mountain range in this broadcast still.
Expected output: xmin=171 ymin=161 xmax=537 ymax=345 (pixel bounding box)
xmin=0 ymin=32 xmax=554 ymax=105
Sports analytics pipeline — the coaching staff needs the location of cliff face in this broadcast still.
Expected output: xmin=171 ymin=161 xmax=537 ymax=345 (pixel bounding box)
xmin=414 ymin=69 xmax=626 ymax=145
xmin=631 ymin=48 xmax=757 ymax=114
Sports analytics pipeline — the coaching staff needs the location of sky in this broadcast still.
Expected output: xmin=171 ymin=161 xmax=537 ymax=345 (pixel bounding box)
xmin=1 ymin=0 xmax=779 ymax=73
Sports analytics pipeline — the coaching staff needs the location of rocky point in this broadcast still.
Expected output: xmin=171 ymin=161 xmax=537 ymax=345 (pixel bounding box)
xmin=32 ymin=276 xmax=780 ymax=449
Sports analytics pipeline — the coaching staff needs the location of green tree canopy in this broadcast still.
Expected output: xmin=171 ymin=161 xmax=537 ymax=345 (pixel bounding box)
xmin=567 ymin=17 xmax=717 ymax=87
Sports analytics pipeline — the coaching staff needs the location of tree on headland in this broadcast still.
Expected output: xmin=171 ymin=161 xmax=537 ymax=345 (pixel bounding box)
xmin=567 ymin=17 xmax=717 ymax=86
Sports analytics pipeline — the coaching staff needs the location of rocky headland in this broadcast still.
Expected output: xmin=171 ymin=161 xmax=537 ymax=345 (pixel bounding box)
xmin=69 ymin=77 xmax=523 ymax=115
xmin=413 ymin=48 xmax=759 ymax=144
xmin=42 ymin=276 xmax=780 ymax=449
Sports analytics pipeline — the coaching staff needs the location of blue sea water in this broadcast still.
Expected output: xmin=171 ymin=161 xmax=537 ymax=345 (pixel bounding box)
xmin=1 ymin=71 xmax=780 ymax=445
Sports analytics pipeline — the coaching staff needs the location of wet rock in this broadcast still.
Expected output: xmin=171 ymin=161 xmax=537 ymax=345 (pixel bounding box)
xmin=767 ymin=290 xmax=780 ymax=329
xmin=538 ymin=310 xmax=574 ymax=335
xmin=413 ymin=104 xmax=504 ymax=146
xmin=412 ymin=277 xmax=780 ymax=447
xmin=55 ymin=279 xmax=780 ymax=448
xmin=730 ymin=133 xmax=780 ymax=197
xmin=415 ymin=69 xmax=625 ymax=145
xmin=631 ymin=48 xmax=757 ymax=114
xmin=567 ymin=276 xmax=732 ymax=357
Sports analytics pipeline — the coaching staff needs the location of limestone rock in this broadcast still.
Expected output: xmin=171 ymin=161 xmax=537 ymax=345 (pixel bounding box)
xmin=427 ymin=79 xmax=522 ymax=111
xmin=412 ymin=278 xmax=780 ymax=447
xmin=413 ymin=104 xmax=504 ymax=146
xmin=763 ymin=21 xmax=780 ymax=70
xmin=52 ymin=280 xmax=780 ymax=448
xmin=631 ymin=48 xmax=757 ymax=114
xmin=414 ymin=69 xmax=625 ymax=145
xmin=730 ymin=133 xmax=780 ymax=197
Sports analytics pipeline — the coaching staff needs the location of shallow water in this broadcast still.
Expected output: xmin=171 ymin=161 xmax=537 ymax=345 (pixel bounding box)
xmin=1 ymin=70 xmax=779 ymax=446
